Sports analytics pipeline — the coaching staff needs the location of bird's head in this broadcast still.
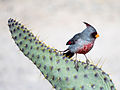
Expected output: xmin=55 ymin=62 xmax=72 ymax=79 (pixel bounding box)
xmin=82 ymin=22 xmax=99 ymax=40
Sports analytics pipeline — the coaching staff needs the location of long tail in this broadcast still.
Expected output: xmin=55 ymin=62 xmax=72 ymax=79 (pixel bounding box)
xmin=63 ymin=49 xmax=74 ymax=58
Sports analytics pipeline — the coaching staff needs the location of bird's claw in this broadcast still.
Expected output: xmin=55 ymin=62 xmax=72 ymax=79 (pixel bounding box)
xmin=86 ymin=59 xmax=90 ymax=65
xmin=74 ymin=61 xmax=79 ymax=71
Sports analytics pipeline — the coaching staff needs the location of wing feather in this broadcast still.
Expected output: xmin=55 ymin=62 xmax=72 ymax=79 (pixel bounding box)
xmin=66 ymin=33 xmax=81 ymax=45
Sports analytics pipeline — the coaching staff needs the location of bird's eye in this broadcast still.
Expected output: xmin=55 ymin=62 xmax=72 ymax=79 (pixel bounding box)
xmin=91 ymin=32 xmax=97 ymax=38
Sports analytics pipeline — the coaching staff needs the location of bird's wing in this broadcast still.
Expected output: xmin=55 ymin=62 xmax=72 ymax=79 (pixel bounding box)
xmin=66 ymin=33 xmax=81 ymax=45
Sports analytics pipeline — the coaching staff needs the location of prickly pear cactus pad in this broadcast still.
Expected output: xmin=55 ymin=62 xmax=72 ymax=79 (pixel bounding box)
xmin=8 ymin=18 xmax=116 ymax=90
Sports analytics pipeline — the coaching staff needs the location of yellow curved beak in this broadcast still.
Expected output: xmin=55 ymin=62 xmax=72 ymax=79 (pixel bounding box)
xmin=95 ymin=34 xmax=99 ymax=38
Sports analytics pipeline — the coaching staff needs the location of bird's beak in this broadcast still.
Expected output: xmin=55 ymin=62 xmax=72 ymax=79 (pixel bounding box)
xmin=95 ymin=34 xmax=99 ymax=38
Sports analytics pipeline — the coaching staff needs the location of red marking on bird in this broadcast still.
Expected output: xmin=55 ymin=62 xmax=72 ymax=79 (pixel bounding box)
xmin=76 ymin=43 xmax=93 ymax=54
xmin=68 ymin=41 xmax=71 ymax=45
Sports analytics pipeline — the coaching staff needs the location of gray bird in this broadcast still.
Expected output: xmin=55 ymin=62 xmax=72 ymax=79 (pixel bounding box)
xmin=63 ymin=22 xmax=99 ymax=64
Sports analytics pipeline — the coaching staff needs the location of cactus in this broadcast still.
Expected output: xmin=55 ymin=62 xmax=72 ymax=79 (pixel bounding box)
xmin=8 ymin=18 xmax=116 ymax=90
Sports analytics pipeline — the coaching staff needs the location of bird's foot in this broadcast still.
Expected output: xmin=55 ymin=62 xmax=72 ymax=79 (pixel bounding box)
xmin=74 ymin=61 xmax=79 ymax=71
xmin=86 ymin=59 xmax=90 ymax=65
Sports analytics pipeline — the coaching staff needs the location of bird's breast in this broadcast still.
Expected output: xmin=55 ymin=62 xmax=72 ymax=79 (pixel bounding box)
xmin=76 ymin=42 xmax=93 ymax=54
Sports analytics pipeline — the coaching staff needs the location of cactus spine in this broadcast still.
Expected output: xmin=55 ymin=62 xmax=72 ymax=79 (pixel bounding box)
xmin=8 ymin=18 xmax=116 ymax=90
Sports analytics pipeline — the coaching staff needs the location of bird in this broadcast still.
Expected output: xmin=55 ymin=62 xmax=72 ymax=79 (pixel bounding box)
xmin=63 ymin=22 xmax=99 ymax=64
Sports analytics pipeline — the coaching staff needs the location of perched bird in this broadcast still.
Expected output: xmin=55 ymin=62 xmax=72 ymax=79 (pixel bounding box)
xmin=63 ymin=22 xmax=99 ymax=64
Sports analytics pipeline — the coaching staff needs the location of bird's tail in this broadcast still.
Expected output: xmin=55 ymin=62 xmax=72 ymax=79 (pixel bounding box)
xmin=63 ymin=49 xmax=74 ymax=58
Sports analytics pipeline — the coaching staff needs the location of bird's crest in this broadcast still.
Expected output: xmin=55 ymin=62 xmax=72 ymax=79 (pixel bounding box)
xmin=83 ymin=22 xmax=91 ymax=27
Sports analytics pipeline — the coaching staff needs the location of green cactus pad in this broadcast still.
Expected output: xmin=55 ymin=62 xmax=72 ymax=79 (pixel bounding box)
xmin=8 ymin=18 xmax=116 ymax=90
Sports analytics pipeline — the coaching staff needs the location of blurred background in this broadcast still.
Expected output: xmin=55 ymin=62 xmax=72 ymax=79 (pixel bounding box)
xmin=0 ymin=0 xmax=120 ymax=90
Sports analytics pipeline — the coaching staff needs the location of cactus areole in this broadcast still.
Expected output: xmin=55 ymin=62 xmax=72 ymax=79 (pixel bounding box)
xmin=8 ymin=18 xmax=116 ymax=90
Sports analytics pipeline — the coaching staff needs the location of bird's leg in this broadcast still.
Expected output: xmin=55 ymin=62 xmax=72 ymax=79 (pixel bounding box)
xmin=84 ymin=54 xmax=90 ymax=64
xmin=75 ymin=53 xmax=79 ymax=71
xmin=75 ymin=53 xmax=77 ymax=60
